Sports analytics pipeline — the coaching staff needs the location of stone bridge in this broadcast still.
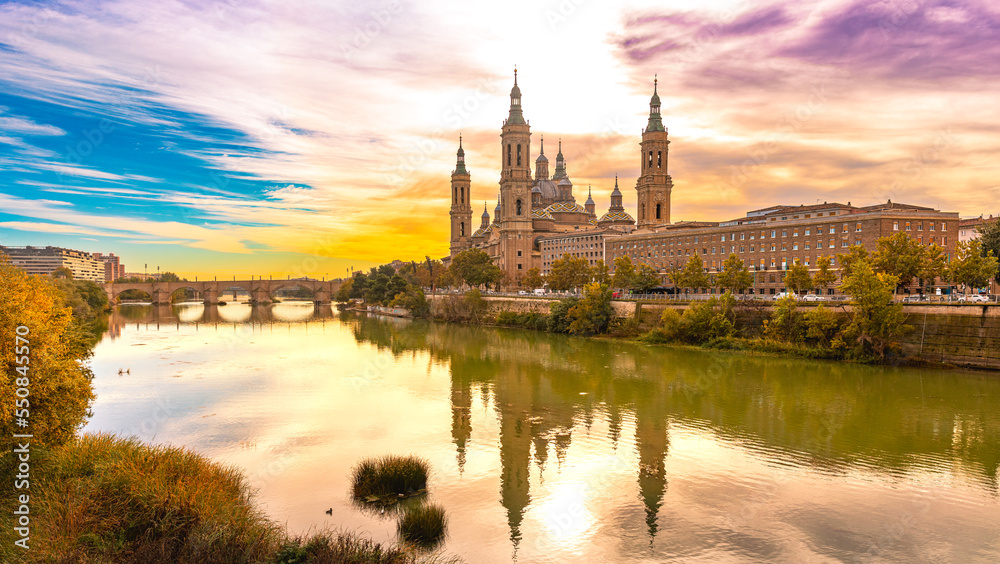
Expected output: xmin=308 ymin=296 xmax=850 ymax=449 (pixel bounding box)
xmin=103 ymin=278 xmax=344 ymax=305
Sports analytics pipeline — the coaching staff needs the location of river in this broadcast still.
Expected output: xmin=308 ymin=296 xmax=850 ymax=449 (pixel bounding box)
xmin=84 ymin=302 xmax=1000 ymax=562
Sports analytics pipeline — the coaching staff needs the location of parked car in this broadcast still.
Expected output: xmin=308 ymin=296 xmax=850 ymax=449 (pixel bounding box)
xmin=533 ymin=288 xmax=546 ymax=296
xmin=801 ymin=294 xmax=827 ymax=302
xmin=902 ymin=294 xmax=928 ymax=303
xmin=958 ymin=294 xmax=989 ymax=303
xmin=772 ymin=292 xmax=797 ymax=301
xmin=517 ymin=290 xmax=529 ymax=296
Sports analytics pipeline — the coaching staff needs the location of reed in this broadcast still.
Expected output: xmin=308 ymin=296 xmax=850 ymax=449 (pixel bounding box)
xmin=351 ymin=455 xmax=430 ymax=500
xmin=397 ymin=504 xmax=448 ymax=545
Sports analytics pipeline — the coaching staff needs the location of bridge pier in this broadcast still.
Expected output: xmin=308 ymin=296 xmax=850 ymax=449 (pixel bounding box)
xmin=151 ymin=289 xmax=170 ymax=305
xmin=314 ymin=289 xmax=331 ymax=304
xmin=251 ymin=287 xmax=271 ymax=304
xmin=202 ymin=287 xmax=219 ymax=305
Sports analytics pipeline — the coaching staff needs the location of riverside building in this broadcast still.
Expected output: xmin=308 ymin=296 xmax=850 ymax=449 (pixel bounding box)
xmin=0 ymin=245 xmax=107 ymax=282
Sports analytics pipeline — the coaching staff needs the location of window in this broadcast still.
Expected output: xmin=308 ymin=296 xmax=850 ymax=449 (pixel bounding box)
xmin=817 ymin=241 xmax=823 ymax=249
xmin=517 ymin=263 xmax=522 ymax=270
xmin=841 ymin=240 xmax=848 ymax=247
xmin=657 ymin=150 xmax=662 ymax=168
xmin=893 ymin=221 xmax=899 ymax=231
xmin=793 ymin=229 xmax=799 ymax=237
xmin=856 ymin=223 xmax=862 ymax=232
xmin=517 ymin=250 xmax=522 ymax=257
xmin=517 ymin=144 xmax=522 ymax=166
xmin=842 ymin=224 xmax=848 ymax=233
xmin=805 ymin=242 xmax=811 ymax=250
xmin=782 ymin=230 xmax=788 ymax=237
xmin=917 ymin=236 xmax=923 ymax=245
xmin=507 ymin=144 xmax=511 ymax=166
xmin=941 ymin=222 xmax=947 ymax=231
xmin=771 ymin=230 xmax=776 ymax=238
xmin=648 ymin=151 xmax=653 ymax=169
xmin=805 ymin=228 xmax=811 ymax=236
xmin=829 ymin=227 xmax=836 ymax=234
xmin=905 ymin=222 xmax=911 ymax=231
xmin=930 ymin=223 xmax=935 ymax=231
xmin=516 ymin=199 xmax=522 ymax=215
xmin=781 ymin=243 xmax=788 ymax=251
xmin=855 ymin=239 xmax=862 ymax=245
xmin=460 ymin=222 xmax=465 ymax=236
xmin=656 ymin=203 xmax=662 ymax=220
xmin=918 ymin=222 xmax=923 ymax=231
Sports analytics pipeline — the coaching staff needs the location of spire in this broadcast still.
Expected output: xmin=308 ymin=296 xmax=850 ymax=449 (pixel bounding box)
xmin=585 ymin=186 xmax=595 ymax=205
xmin=534 ymin=135 xmax=549 ymax=180
xmin=454 ymin=135 xmax=468 ymax=174
xmin=494 ymin=193 xmax=501 ymax=218
xmin=552 ymin=138 xmax=567 ymax=179
xmin=585 ymin=185 xmax=596 ymax=215
xmin=610 ymin=175 xmax=624 ymax=210
xmin=481 ymin=201 xmax=490 ymax=227
xmin=506 ymin=67 xmax=525 ymax=125
xmin=646 ymin=75 xmax=665 ymax=132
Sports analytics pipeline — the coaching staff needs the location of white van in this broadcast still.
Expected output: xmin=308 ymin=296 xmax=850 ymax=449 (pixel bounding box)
xmin=533 ymin=288 xmax=546 ymax=296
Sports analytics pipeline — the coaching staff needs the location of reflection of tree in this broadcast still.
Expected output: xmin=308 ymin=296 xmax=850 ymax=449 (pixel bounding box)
xmin=347 ymin=314 xmax=1000 ymax=544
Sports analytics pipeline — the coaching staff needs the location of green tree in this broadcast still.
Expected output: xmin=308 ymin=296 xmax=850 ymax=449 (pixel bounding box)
xmin=1 ymin=258 xmax=96 ymax=450
xmin=717 ymin=253 xmax=753 ymax=294
xmin=839 ymin=259 xmax=911 ymax=359
xmin=566 ymin=283 xmax=614 ymax=335
xmin=813 ymin=256 xmax=838 ymax=294
xmin=523 ymin=267 xmax=544 ymax=289
xmin=872 ymin=232 xmax=924 ymax=292
xmin=548 ymin=254 xmax=590 ymax=291
xmin=784 ymin=260 xmax=813 ymax=295
xmin=450 ymin=249 xmax=502 ymax=289
xmin=946 ymin=239 xmax=999 ymax=294
xmin=590 ymin=260 xmax=610 ymax=285
xmin=837 ymin=245 xmax=869 ymax=280
xmin=611 ymin=256 xmax=636 ymax=290
xmin=803 ymin=304 xmax=841 ymax=347
xmin=977 ymin=219 xmax=1000 ymax=283
xmin=349 ymin=272 xmax=369 ymax=299
xmin=765 ymin=295 xmax=804 ymax=342
xmin=547 ymin=296 xmax=580 ymax=333
xmin=631 ymin=264 xmax=661 ymax=293
xmin=918 ymin=243 xmax=947 ymax=293
xmin=671 ymin=254 xmax=709 ymax=295
xmin=389 ymin=285 xmax=431 ymax=318
xmin=335 ymin=278 xmax=353 ymax=302
xmin=51 ymin=266 xmax=74 ymax=279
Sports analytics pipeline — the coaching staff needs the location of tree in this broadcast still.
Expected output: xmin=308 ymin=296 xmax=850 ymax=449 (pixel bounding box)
xmin=611 ymin=256 xmax=636 ymax=290
xmin=978 ymin=219 xmax=1000 ymax=284
xmin=590 ymin=260 xmax=610 ymax=285
xmin=671 ymin=254 xmax=709 ymax=294
xmin=813 ymin=256 xmax=838 ymax=294
xmin=159 ymin=271 xmax=184 ymax=282
xmin=51 ymin=266 xmax=74 ymax=279
xmin=335 ymin=278 xmax=353 ymax=302
xmin=523 ymin=267 xmax=544 ymax=290
xmin=1 ymin=258 xmax=96 ymax=450
xmin=837 ymin=245 xmax=869 ymax=280
xmin=631 ymin=264 xmax=661 ymax=293
xmin=918 ymin=243 xmax=947 ymax=293
xmin=548 ymin=254 xmax=590 ymax=291
xmin=784 ymin=260 xmax=813 ymax=294
xmin=872 ymin=233 xmax=924 ymax=292
xmin=450 ymin=249 xmax=502 ymax=288
xmin=946 ymin=239 xmax=999 ymax=294
xmin=566 ymin=283 xmax=614 ymax=335
xmin=839 ymin=259 xmax=911 ymax=359
xmin=717 ymin=253 xmax=753 ymax=294
xmin=349 ymin=271 xmax=369 ymax=299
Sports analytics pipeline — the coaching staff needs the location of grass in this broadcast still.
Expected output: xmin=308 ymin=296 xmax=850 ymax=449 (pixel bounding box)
xmin=351 ymin=455 xmax=430 ymax=501
xmin=397 ymin=505 xmax=447 ymax=546
xmin=0 ymin=434 xmax=455 ymax=564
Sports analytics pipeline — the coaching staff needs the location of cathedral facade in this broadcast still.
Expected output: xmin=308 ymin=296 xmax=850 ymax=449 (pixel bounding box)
xmin=448 ymin=71 xmax=672 ymax=282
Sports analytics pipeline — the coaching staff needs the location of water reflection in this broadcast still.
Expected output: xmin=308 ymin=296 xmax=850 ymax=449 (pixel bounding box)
xmin=338 ymin=312 xmax=1000 ymax=552
xmin=93 ymin=306 xmax=1000 ymax=562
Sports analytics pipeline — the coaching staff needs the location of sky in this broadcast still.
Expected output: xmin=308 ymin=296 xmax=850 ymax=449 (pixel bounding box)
xmin=1 ymin=0 xmax=998 ymax=279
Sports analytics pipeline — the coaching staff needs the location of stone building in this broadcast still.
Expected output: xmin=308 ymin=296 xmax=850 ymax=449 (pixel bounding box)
xmin=1 ymin=245 xmax=106 ymax=282
xmin=448 ymin=71 xmax=666 ymax=281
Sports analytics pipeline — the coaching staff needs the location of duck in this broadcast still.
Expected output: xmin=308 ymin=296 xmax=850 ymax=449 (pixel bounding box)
xmin=324 ymin=508 xmax=332 ymax=515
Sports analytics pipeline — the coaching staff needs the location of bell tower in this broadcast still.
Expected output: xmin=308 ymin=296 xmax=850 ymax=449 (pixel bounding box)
xmin=498 ymin=68 xmax=533 ymax=277
xmin=636 ymin=76 xmax=672 ymax=230
xmin=450 ymin=136 xmax=473 ymax=256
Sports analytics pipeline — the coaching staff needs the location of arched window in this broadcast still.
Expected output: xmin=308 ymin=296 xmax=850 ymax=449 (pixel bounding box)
xmin=648 ymin=151 xmax=653 ymax=169
xmin=640 ymin=203 xmax=645 ymax=220
xmin=656 ymin=203 xmax=661 ymax=220
xmin=460 ymin=222 xmax=465 ymax=236
xmin=460 ymin=187 xmax=464 ymax=205
xmin=517 ymin=144 xmax=522 ymax=166
xmin=516 ymin=199 xmax=522 ymax=215
xmin=507 ymin=144 xmax=512 ymax=166
xmin=657 ymin=151 xmax=662 ymax=168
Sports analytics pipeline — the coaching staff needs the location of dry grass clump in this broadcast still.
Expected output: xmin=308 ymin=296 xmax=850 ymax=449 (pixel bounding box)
xmin=397 ymin=504 xmax=447 ymax=546
xmin=351 ymin=455 xmax=429 ymax=500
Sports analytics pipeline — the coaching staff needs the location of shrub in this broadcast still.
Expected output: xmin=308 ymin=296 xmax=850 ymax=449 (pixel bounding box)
xmin=495 ymin=311 xmax=519 ymax=325
xmin=3 ymin=434 xmax=281 ymax=563
xmin=765 ymin=295 xmax=804 ymax=342
xmin=803 ymin=304 xmax=841 ymax=347
xmin=397 ymin=504 xmax=447 ymax=545
xmin=351 ymin=455 xmax=429 ymax=500
xmin=608 ymin=316 xmax=642 ymax=338
xmin=547 ymin=297 xmax=579 ymax=333
xmin=273 ymin=530 xmax=412 ymax=564
xmin=566 ymin=283 xmax=614 ymax=335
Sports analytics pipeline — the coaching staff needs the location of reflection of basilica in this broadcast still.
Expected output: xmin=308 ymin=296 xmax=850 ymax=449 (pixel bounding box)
xmin=342 ymin=312 xmax=1000 ymax=553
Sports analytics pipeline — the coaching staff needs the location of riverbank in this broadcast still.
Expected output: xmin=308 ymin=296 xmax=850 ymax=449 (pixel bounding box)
xmin=420 ymin=293 xmax=1000 ymax=372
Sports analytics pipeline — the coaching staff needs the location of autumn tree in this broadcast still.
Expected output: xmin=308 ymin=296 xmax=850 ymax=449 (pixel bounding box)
xmin=611 ymin=256 xmax=636 ymax=290
xmin=716 ymin=253 xmax=753 ymax=294
xmin=523 ymin=267 xmax=544 ymax=290
xmin=872 ymin=232 xmax=924 ymax=292
xmin=978 ymin=219 xmax=1000 ymax=284
xmin=1 ymin=258 xmax=96 ymax=450
xmin=671 ymin=254 xmax=709 ymax=295
xmin=450 ymin=249 xmax=502 ymax=289
xmin=566 ymin=283 xmax=614 ymax=335
xmin=631 ymin=264 xmax=661 ymax=293
xmin=839 ymin=259 xmax=911 ymax=359
xmin=946 ymin=239 xmax=999 ymax=294
xmin=837 ymin=244 xmax=870 ymax=280
xmin=784 ymin=259 xmax=813 ymax=295
xmin=548 ymin=254 xmax=590 ymax=292
xmin=813 ymin=256 xmax=838 ymax=294
xmin=590 ymin=260 xmax=610 ymax=285
xmin=918 ymin=243 xmax=947 ymax=293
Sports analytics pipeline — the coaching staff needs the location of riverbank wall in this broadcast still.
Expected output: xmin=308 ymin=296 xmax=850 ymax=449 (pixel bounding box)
xmin=426 ymin=295 xmax=1000 ymax=371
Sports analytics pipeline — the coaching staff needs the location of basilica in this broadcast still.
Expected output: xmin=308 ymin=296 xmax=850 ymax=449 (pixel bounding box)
xmin=447 ymin=71 xmax=673 ymax=281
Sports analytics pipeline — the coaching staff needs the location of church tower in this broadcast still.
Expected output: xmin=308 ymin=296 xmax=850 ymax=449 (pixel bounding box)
xmin=449 ymin=136 xmax=473 ymax=256
xmin=636 ymin=77 xmax=672 ymax=230
xmin=498 ymin=69 xmax=533 ymax=276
